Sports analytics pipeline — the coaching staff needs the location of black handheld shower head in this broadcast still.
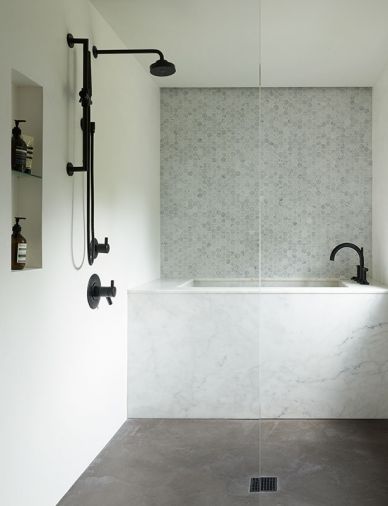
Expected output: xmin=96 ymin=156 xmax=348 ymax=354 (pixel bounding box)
xmin=92 ymin=46 xmax=176 ymax=77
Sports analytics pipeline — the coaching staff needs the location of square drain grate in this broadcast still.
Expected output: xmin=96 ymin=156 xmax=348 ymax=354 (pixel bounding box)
xmin=249 ymin=477 xmax=278 ymax=493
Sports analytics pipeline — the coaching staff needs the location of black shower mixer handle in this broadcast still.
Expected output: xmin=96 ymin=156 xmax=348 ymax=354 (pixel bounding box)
xmin=87 ymin=275 xmax=116 ymax=309
xmin=97 ymin=280 xmax=117 ymax=302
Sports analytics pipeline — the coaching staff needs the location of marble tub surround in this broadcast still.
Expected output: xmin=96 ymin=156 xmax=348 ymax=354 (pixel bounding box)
xmin=130 ymin=278 xmax=388 ymax=294
xmin=128 ymin=292 xmax=261 ymax=418
xmin=161 ymin=88 xmax=372 ymax=279
xmin=127 ymin=280 xmax=388 ymax=418
xmin=260 ymin=294 xmax=388 ymax=418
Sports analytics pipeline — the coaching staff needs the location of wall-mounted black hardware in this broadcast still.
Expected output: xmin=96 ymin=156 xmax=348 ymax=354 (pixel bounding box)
xmin=92 ymin=46 xmax=176 ymax=77
xmin=93 ymin=237 xmax=110 ymax=259
xmin=66 ymin=34 xmax=110 ymax=266
xmin=330 ymin=242 xmax=369 ymax=285
xmin=87 ymin=274 xmax=117 ymax=309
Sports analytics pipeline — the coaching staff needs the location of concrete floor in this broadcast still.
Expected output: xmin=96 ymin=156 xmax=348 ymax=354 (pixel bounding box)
xmin=58 ymin=419 xmax=388 ymax=506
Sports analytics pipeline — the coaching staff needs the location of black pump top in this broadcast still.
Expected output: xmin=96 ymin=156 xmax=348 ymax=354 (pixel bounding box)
xmin=12 ymin=120 xmax=26 ymax=137
xmin=12 ymin=217 xmax=26 ymax=235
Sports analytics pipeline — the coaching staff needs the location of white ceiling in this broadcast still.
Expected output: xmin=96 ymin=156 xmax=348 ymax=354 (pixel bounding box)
xmin=91 ymin=0 xmax=388 ymax=87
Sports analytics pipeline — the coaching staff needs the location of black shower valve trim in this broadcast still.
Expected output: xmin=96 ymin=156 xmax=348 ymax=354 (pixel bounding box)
xmin=87 ymin=274 xmax=117 ymax=309
xmin=92 ymin=237 xmax=110 ymax=259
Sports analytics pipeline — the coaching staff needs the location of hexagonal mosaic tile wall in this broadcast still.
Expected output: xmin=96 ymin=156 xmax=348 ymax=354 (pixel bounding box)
xmin=161 ymin=88 xmax=372 ymax=279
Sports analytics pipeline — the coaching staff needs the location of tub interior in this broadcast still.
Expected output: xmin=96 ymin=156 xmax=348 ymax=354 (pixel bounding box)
xmin=180 ymin=279 xmax=344 ymax=288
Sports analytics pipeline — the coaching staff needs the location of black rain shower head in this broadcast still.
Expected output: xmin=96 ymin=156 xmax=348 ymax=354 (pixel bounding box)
xmin=150 ymin=58 xmax=176 ymax=77
xmin=92 ymin=46 xmax=176 ymax=77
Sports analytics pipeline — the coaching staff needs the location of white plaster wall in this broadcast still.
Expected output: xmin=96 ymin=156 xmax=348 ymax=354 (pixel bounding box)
xmin=0 ymin=2 xmax=160 ymax=505
xmin=373 ymin=62 xmax=388 ymax=284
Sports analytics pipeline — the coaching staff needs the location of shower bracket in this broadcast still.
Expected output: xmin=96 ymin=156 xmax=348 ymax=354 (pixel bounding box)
xmin=66 ymin=162 xmax=86 ymax=176
xmin=92 ymin=237 xmax=110 ymax=259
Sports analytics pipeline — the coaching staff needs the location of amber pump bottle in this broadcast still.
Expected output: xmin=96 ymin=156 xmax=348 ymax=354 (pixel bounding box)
xmin=11 ymin=217 xmax=27 ymax=270
xmin=11 ymin=120 xmax=27 ymax=172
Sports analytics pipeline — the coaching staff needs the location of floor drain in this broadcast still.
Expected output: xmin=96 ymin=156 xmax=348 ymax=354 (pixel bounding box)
xmin=249 ymin=477 xmax=278 ymax=493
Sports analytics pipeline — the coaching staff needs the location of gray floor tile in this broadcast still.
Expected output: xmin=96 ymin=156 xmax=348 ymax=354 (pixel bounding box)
xmin=58 ymin=419 xmax=388 ymax=506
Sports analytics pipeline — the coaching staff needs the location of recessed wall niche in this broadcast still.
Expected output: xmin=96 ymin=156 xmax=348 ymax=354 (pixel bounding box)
xmin=11 ymin=70 xmax=43 ymax=270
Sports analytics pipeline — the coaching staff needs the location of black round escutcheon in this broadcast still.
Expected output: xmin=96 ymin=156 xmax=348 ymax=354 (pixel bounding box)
xmin=87 ymin=274 xmax=101 ymax=309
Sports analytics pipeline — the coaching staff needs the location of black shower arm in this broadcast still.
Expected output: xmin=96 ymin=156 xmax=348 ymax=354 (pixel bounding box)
xmin=92 ymin=46 xmax=164 ymax=60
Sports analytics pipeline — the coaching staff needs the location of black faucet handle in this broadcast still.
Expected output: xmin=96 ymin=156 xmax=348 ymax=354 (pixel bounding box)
xmin=108 ymin=280 xmax=117 ymax=298
xmin=98 ymin=280 xmax=116 ymax=299
xmin=92 ymin=237 xmax=110 ymax=258
xmin=87 ymin=274 xmax=117 ymax=309
xmin=99 ymin=237 xmax=110 ymax=254
xmin=352 ymin=265 xmax=369 ymax=285
xmin=104 ymin=281 xmax=116 ymax=305
xmin=359 ymin=267 xmax=369 ymax=285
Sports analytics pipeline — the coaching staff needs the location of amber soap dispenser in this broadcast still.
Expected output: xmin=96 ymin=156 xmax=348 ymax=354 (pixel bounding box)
xmin=11 ymin=217 xmax=27 ymax=270
xmin=11 ymin=120 xmax=28 ymax=172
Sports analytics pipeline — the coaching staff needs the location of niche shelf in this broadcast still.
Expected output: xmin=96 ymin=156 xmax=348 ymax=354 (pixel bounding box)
xmin=11 ymin=70 xmax=43 ymax=271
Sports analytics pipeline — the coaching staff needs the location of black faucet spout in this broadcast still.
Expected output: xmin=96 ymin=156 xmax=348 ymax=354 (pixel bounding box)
xmin=329 ymin=242 xmax=369 ymax=285
xmin=330 ymin=242 xmax=363 ymax=265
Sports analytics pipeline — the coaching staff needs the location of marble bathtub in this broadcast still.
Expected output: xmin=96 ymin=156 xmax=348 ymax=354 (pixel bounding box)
xmin=127 ymin=279 xmax=388 ymax=419
xmin=179 ymin=278 xmax=345 ymax=288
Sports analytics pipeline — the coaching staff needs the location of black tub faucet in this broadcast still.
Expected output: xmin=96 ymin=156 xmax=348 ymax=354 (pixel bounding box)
xmin=330 ymin=243 xmax=369 ymax=285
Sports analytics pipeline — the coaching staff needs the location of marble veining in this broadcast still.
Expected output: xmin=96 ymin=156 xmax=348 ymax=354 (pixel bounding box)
xmin=259 ymin=294 xmax=388 ymax=418
xmin=127 ymin=293 xmax=260 ymax=418
xmin=127 ymin=287 xmax=388 ymax=418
